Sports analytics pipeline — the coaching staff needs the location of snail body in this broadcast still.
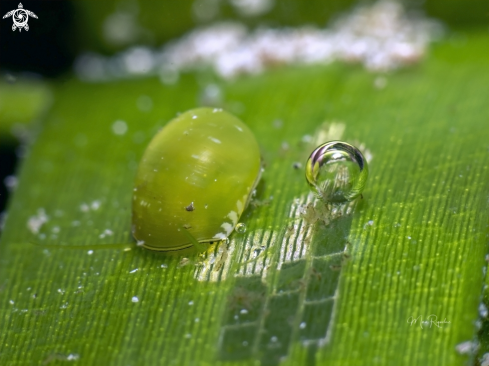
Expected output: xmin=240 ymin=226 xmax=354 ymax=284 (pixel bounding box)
xmin=132 ymin=108 xmax=261 ymax=251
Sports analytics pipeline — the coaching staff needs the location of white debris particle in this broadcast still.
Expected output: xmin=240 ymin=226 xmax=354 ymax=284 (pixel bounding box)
xmin=188 ymin=301 xmax=194 ymax=306
xmin=136 ymin=240 xmax=145 ymax=247
xmin=9 ymin=300 xmax=14 ymax=305
xmin=299 ymin=322 xmax=306 ymax=329
xmin=161 ymin=264 xmax=168 ymax=268
xmin=131 ymin=296 xmax=139 ymax=303
xmin=91 ymin=200 xmax=101 ymax=210
xmin=479 ymin=302 xmax=488 ymax=318
xmin=4 ymin=175 xmax=18 ymax=192
xmin=271 ymin=336 xmax=278 ymax=342
xmin=99 ymin=229 xmax=114 ymax=239
xmin=185 ymin=333 xmax=192 ymax=339
xmin=455 ymin=340 xmax=478 ymax=355
xmin=87 ymin=250 xmax=94 ymax=255
xmin=112 ymin=120 xmax=128 ymax=135
xmin=27 ymin=208 xmax=49 ymax=235
xmin=58 ymin=289 xmax=65 ymax=294
xmin=75 ymin=1 xmax=442 ymax=82
xmin=52 ymin=226 xmax=60 ymax=234
xmin=129 ymin=268 xmax=139 ymax=274
xmin=363 ymin=220 xmax=374 ymax=229
xmin=240 ymin=309 xmax=249 ymax=314
xmin=80 ymin=203 xmax=90 ymax=212
xmin=66 ymin=354 xmax=80 ymax=361
xmin=480 ymin=353 xmax=489 ymax=366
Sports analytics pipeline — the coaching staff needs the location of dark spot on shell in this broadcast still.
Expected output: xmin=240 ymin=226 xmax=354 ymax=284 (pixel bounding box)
xmin=185 ymin=202 xmax=194 ymax=211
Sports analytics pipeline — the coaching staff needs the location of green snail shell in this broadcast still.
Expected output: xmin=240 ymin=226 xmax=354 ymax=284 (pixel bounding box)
xmin=132 ymin=107 xmax=261 ymax=251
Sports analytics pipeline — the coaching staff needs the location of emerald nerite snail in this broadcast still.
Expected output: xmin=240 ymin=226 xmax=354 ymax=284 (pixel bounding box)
xmin=132 ymin=108 xmax=261 ymax=251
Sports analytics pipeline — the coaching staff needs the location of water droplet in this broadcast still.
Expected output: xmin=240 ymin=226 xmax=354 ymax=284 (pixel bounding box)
xmin=236 ymin=223 xmax=246 ymax=233
xmin=305 ymin=141 xmax=368 ymax=203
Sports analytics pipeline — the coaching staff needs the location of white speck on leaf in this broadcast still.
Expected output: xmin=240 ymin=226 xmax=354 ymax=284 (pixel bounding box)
xmin=27 ymin=208 xmax=49 ymax=235
xmin=112 ymin=120 xmax=128 ymax=135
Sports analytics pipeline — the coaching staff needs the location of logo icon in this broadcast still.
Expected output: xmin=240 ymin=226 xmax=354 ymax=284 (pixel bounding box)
xmin=3 ymin=3 xmax=38 ymax=32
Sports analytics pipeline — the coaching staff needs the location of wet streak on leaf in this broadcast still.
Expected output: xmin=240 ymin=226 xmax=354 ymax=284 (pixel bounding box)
xmin=217 ymin=207 xmax=355 ymax=365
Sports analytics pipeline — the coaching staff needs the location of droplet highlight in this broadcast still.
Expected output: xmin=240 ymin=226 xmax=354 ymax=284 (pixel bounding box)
xmin=305 ymin=141 xmax=368 ymax=203
xmin=236 ymin=223 xmax=246 ymax=233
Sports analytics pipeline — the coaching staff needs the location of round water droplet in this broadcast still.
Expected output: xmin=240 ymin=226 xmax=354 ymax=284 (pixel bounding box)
xmin=305 ymin=141 xmax=368 ymax=203
xmin=236 ymin=223 xmax=246 ymax=233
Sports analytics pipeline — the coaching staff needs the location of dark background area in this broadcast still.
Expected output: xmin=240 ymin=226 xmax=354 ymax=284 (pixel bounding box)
xmin=0 ymin=0 xmax=77 ymax=77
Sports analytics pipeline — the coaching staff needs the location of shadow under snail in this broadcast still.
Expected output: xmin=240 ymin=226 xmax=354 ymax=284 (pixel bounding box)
xmin=132 ymin=107 xmax=261 ymax=251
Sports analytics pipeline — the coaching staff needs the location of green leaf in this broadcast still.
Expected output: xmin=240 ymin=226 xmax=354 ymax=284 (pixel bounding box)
xmin=1 ymin=30 xmax=488 ymax=366
xmin=0 ymin=79 xmax=52 ymax=144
